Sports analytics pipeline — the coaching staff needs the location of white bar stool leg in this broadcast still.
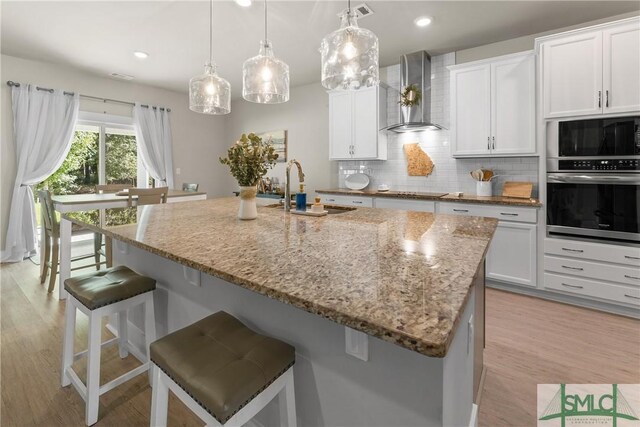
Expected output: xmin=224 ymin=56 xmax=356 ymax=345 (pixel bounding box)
xmin=61 ymin=299 xmax=77 ymax=387
xmin=117 ymin=310 xmax=129 ymax=358
xmin=85 ymin=311 xmax=102 ymax=426
xmin=144 ymin=295 xmax=157 ymax=385
xmin=150 ymin=366 xmax=168 ymax=427
xmin=279 ymin=370 xmax=297 ymax=427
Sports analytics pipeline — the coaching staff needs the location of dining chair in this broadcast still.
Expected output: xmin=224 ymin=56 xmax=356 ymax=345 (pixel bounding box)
xmin=127 ymin=187 xmax=169 ymax=207
xmin=94 ymin=184 xmax=133 ymax=268
xmin=182 ymin=183 xmax=199 ymax=192
xmin=38 ymin=190 xmax=106 ymax=293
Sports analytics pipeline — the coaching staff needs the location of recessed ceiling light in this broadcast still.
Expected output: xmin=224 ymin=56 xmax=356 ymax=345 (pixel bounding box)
xmin=414 ymin=16 xmax=433 ymax=27
xmin=235 ymin=0 xmax=251 ymax=6
xmin=133 ymin=51 xmax=149 ymax=59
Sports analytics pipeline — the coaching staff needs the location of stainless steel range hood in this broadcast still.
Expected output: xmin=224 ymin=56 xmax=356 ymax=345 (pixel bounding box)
xmin=386 ymin=51 xmax=444 ymax=132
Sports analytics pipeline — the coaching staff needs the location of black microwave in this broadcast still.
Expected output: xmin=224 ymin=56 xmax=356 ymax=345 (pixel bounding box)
xmin=558 ymin=116 xmax=640 ymax=157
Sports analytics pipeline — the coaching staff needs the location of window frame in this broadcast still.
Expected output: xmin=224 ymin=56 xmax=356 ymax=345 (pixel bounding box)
xmin=76 ymin=111 xmax=149 ymax=188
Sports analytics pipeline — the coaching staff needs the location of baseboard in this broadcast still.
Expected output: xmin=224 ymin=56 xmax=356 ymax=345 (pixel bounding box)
xmin=475 ymin=366 xmax=487 ymax=406
xmin=487 ymin=281 xmax=640 ymax=319
xmin=469 ymin=403 xmax=479 ymax=427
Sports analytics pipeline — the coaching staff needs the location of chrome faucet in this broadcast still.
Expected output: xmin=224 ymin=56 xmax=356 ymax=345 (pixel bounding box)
xmin=285 ymin=159 xmax=305 ymax=212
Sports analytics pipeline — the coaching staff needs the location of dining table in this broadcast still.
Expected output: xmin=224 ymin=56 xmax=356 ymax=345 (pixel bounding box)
xmin=51 ymin=189 xmax=207 ymax=300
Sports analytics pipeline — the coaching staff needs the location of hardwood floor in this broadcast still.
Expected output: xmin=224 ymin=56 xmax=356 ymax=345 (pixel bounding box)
xmin=1 ymin=257 xmax=639 ymax=426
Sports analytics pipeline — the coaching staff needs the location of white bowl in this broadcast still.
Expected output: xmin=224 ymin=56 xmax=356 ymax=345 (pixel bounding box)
xmin=345 ymin=173 xmax=370 ymax=190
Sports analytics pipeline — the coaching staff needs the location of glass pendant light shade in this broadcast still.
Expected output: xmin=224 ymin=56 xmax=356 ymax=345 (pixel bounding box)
xmin=243 ymin=40 xmax=290 ymax=103
xmin=320 ymin=11 xmax=379 ymax=90
xmin=189 ymin=63 xmax=231 ymax=114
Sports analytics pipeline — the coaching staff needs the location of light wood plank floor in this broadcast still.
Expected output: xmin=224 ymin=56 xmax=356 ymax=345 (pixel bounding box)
xmin=1 ymin=258 xmax=639 ymax=426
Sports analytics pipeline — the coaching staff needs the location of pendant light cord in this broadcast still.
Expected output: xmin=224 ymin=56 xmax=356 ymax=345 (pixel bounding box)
xmin=264 ymin=0 xmax=268 ymax=47
xmin=209 ymin=0 xmax=213 ymax=64
xmin=347 ymin=0 xmax=352 ymax=26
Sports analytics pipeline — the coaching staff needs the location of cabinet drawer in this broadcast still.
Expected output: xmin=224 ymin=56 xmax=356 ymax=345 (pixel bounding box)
xmin=545 ymin=272 xmax=640 ymax=307
xmin=545 ymin=238 xmax=640 ymax=267
xmin=438 ymin=202 xmax=537 ymax=223
xmin=319 ymin=194 xmax=373 ymax=208
xmin=374 ymin=198 xmax=435 ymax=212
xmin=544 ymin=255 xmax=640 ymax=286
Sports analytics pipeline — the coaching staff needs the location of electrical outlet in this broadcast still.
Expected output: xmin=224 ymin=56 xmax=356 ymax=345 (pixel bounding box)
xmin=176 ymin=167 xmax=181 ymax=175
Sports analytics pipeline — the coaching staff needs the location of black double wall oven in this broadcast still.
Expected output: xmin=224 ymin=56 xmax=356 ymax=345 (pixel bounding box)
xmin=546 ymin=116 xmax=640 ymax=244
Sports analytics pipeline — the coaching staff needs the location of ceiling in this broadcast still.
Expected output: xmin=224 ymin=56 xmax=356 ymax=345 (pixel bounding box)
xmin=2 ymin=1 xmax=638 ymax=97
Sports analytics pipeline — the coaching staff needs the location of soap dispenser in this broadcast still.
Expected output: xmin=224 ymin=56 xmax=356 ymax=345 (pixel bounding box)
xmin=295 ymin=184 xmax=307 ymax=211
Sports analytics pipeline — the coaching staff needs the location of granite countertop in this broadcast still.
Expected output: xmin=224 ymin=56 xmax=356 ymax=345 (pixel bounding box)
xmin=317 ymin=188 xmax=542 ymax=207
xmin=63 ymin=198 xmax=498 ymax=358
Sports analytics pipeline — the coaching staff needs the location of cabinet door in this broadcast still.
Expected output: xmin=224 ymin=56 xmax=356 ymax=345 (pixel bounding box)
xmin=451 ymin=64 xmax=491 ymax=157
xmin=491 ymin=54 xmax=535 ymax=155
xmin=486 ymin=222 xmax=537 ymax=287
xmin=353 ymin=87 xmax=379 ymax=159
xmin=542 ymin=31 xmax=603 ymax=118
xmin=329 ymin=91 xmax=353 ymax=160
xmin=603 ymin=21 xmax=640 ymax=114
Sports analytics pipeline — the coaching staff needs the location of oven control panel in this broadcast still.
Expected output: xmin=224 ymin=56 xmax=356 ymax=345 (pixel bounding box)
xmin=559 ymin=159 xmax=640 ymax=171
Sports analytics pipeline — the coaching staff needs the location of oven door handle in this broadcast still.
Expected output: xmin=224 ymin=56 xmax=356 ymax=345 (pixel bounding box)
xmin=547 ymin=174 xmax=640 ymax=184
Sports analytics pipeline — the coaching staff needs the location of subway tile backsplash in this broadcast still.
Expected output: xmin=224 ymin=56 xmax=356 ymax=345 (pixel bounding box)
xmin=337 ymin=53 xmax=539 ymax=197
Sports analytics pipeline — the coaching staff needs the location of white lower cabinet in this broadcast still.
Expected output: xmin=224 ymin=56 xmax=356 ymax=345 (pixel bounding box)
xmin=438 ymin=202 xmax=538 ymax=288
xmin=544 ymin=237 xmax=640 ymax=309
xmin=486 ymin=222 xmax=537 ymax=287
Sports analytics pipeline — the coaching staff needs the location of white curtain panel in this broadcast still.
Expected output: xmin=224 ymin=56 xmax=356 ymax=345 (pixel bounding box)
xmin=1 ymin=85 xmax=79 ymax=262
xmin=133 ymin=103 xmax=174 ymax=189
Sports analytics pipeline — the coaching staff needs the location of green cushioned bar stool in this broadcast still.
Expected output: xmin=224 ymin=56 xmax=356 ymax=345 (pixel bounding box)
xmin=149 ymin=311 xmax=297 ymax=427
xmin=61 ymin=265 xmax=157 ymax=426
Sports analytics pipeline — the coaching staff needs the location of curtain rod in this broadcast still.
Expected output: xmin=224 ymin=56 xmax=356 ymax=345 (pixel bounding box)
xmin=5 ymin=81 xmax=171 ymax=112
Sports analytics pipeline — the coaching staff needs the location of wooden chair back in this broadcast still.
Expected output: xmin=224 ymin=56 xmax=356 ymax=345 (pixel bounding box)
xmin=38 ymin=190 xmax=59 ymax=237
xmin=127 ymin=187 xmax=169 ymax=207
xmin=182 ymin=183 xmax=199 ymax=192
xmin=96 ymin=184 xmax=133 ymax=194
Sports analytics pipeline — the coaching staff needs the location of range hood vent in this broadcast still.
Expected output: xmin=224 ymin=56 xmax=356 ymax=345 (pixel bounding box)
xmin=386 ymin=51 xmax=444 ymax=132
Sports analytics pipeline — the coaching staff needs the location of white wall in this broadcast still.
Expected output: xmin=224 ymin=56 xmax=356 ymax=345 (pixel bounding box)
xmin=1 ymin=54 xmax=230 ymax=246
xmin=225 ymin=82 xmax=338 ymax=198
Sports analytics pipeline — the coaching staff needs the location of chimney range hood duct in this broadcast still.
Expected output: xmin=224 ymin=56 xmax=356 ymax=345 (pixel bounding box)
xmin=386 ymin=51 xmax=444 ymax=132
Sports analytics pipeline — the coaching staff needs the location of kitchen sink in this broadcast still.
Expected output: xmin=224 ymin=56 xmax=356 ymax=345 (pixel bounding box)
xmin=265 ymin=203 xmax=356 ymax=215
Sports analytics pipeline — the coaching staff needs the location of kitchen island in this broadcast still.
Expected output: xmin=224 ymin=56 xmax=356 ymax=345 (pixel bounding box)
xmin=62 ymin=197 xmax=497 ymax=427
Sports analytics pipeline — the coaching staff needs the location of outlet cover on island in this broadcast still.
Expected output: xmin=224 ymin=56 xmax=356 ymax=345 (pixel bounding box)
xmin=176 ymin=167 xmax=181 ymax=175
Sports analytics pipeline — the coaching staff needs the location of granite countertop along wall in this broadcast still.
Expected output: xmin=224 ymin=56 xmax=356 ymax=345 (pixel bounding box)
xmin=63 ymin=198 xmax=498 ymax=358
xmin=317 ymin=188 xmax=542 ymax=208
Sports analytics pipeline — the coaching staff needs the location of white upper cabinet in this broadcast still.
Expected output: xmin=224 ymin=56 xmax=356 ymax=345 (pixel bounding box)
xmin=539 ymin=17 xmax=640 ymax=118
xmin=450 ymin=51 xmax=535 ymax=158
xmin=450 ymin=64 xmax=491 ymax=156
xmin=491 ymin=54 xmax=536 ymax=155
xmin=603 ymin=22 xmax=640 ymax=114
xmin=328 ymin=86 xmax=387 ymax=160
xmin=541 ymin=31 xmax=603 ymax=118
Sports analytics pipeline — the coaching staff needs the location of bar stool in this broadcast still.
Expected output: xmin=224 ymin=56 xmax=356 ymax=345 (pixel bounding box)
xmin=61 ymin=265 xmax=157 ymax=426
xmin=149 ymin=311 xmax=296 ymax=427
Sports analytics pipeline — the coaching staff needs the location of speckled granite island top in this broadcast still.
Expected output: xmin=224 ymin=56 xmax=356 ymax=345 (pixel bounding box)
xmin=63 ymin=198 xmax=498 ymax=357
xmin=317 ymin=188 xmax=542 ymax=207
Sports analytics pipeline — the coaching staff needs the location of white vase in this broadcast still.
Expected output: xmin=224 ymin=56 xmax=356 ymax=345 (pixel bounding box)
xmin=238 ymin=185 xmax=258 ymax=220
xmin=476 ymin=181 xmax=492 ymax=197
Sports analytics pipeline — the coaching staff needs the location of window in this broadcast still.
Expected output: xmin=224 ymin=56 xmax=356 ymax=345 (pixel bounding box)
xmin=38 ymin=113 xmax=149 ymax=195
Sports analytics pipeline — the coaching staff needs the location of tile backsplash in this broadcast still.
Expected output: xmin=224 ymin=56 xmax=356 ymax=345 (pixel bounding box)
xmin=337 ymin=53 xmax=539 ymax=197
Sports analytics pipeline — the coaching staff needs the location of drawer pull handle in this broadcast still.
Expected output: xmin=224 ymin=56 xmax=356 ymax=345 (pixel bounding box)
xmin=624 ymin=294 xmax=640 ymax=300
xmin=353 ymin=201 xmax=363 ymax=204
xmin=453 ymin=209 xmax=469 ymax=213
xmin=561 ymin=283 xmax=584 ymax=289
xmin=624 ymin=275 xmax=640 ymax=280
xmin=500 ymin=213 xmax=518 ymax=216
xmin=562 ymin=248 xmax=584 ymax=253
xmin=562 ymin=265 xmax=584 ymax=271
xmin=625 ymin=255 xmax=640 ymax=260
xmin=327 ymin=199 xmax=335 ymax=202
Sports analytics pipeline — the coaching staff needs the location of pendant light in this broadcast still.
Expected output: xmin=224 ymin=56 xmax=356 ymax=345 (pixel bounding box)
xmin=319 ymin=0 xmax=379 ymax=90
xmin=242 ymin=0 xmax=290 ymax=103
xmin=189 ymin=0 xmax=231 ymax=114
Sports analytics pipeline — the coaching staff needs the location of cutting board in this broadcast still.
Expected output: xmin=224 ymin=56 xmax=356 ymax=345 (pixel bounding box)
xmin=502 ymin=181 xmax=533 ymax=199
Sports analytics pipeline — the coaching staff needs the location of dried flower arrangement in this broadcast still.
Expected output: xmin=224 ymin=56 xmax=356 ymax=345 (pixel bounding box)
xmin=219 ymin=133 xmax=279 ymax=187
